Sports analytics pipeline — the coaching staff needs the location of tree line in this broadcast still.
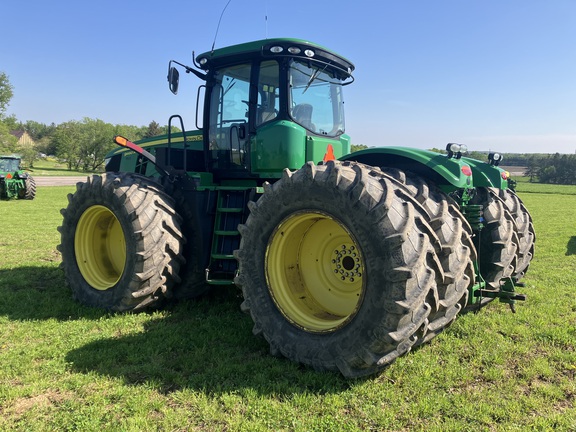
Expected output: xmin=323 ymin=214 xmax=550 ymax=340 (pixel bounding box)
xmin=472 ymin=150 xmax=576 ymax=185
xmin=3 ymin=118 xmax=169 ymax=171
xmin=524 ymin=153 xmax=576 ymax=185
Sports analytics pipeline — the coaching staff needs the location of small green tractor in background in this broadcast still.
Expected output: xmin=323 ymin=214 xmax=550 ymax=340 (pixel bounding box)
xmin=0 ymin=155 xmax=36 ymax=200
xmin=58 ymin=38 xmax=535 ymax=377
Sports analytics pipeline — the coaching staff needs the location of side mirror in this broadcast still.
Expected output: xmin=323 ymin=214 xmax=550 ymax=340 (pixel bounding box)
xmin=168 ymin=66 xmax=180 ymax=95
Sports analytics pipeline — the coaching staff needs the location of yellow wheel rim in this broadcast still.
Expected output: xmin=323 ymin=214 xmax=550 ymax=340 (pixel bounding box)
xmin=266 ymin=211 xmax=365 ymax=332
xmin=74 ymin=205 xmax=127 ymax=290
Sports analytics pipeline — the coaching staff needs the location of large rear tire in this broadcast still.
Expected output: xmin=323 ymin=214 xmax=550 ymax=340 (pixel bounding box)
xmin=235 ymin=161 xmax=449 ymax=377
xmin=18 ymin=176 xmax=36 ymax=200
xmin=58 ymin=173 xmax=185 ymax=311
xmin=379 ymin=168 xmax=475 ymax=345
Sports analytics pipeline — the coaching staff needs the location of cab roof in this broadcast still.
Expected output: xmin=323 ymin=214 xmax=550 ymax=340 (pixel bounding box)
xmin=195 ymin=38 xmax=354 ymax=79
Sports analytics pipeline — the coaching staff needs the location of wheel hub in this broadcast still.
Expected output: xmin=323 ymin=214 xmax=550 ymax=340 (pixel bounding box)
xmin=332 ymin=244 xmax=362 ymax=283
xmin=74 ymin=205 xmax=126 ymax=290
xmin=266 ymin=211 xmax=365 ymax=332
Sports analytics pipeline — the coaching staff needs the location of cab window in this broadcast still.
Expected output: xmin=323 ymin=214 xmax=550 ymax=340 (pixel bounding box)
xmin=256 ymin=60 xmax=279 ymax=126
xmin=289 ymin=60 xmax=346 ymax=137
xmin=208 ymin=63 xmax=251 ymax=166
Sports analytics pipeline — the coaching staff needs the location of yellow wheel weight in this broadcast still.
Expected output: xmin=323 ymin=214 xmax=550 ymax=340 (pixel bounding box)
xmin=74 ymin=205 xmax=127 ymax=290
xmin=266 ymin=211 xmax=364 ymax=332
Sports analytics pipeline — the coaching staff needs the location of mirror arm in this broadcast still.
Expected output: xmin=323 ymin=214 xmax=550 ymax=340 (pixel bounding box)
xmin=170 ymin=60 xmax=207 ymax=81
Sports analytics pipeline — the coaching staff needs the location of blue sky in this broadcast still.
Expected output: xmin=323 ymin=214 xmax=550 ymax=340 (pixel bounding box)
xmin=2 ymin=0 xmax=575 ymax=154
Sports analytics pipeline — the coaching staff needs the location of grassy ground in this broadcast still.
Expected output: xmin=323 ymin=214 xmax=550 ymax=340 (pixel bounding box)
xmin=0 ymin=181 xmax=575 ymax=431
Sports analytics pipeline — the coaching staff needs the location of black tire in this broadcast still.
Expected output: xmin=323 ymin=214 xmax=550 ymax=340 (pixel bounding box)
xmin=235 ymin=161 xmax=447 ymax=378
xmin=471 ymin=187 xmax=518 ymax=290
xmin=57 ymin=172 xmax=185 ymax=311
xmin=495 ymin=189 xmax=535 ymax=280
xmin=379 ymin=168 xmax=475 ymax=345
xmin=18 ymin=176 xmax=36 ymax=200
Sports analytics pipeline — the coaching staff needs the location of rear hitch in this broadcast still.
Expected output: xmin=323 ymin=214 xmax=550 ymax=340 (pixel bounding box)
xmin=473 ymin=277 xmax=526 ymax=313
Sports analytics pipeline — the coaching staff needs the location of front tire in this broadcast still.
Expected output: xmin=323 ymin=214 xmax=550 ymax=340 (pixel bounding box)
xmin=58 ymin=173 xmax=185 ymax=311
xmin=235 ymin=161 xmax=445 ymax=377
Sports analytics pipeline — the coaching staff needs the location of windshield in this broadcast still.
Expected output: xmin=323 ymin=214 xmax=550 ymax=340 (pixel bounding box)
xmin=289 ymin=60 xmax=346 ymax=137
xmin=0 ymin=158 xmax=20 ymax=172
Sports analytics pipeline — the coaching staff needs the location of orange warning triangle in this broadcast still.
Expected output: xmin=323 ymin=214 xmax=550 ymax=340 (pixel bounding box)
xmin=323 ymin=144 xmax=335 ymax=163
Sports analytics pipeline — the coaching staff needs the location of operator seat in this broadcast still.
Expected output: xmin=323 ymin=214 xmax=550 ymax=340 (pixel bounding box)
xmin=292 ymin=103 xmax=315 ymax=131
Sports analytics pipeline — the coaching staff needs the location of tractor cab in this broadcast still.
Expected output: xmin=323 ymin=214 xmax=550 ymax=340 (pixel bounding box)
xmin=168 ymin=38 xmax=355 ymax=180
xmin=0 ymin=156 xmax=21 ymax=174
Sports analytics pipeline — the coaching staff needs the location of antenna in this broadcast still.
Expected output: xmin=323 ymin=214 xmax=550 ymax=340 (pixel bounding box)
xmin=265 ymin=0 xmax=268 ymax=38
xmin=212 ymin=0 xmax=233 ymax=52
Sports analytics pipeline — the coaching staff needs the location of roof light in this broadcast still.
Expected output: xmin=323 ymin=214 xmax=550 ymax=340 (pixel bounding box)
xmin=447 ymin=143 xmax=462 ymax=154
xmin=488 ymin=152 xmax=502 ymax=166
xmin=198 ymin=57 xmax=208 ymax=65
xmin=446 ymin=143 xmax=467 ymax=159
xmin=446 ymin=143 xmax=460 ymax=153
xmin=288 ymin=46 xmax=301 ymax=54
xmin=270 ymin=46 xmax=284 ymax=53
xmin=304 ymin=49 xmax=315 ymax=58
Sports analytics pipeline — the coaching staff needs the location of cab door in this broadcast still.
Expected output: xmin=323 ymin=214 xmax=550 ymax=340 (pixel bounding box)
xmin=207 ymin=63 xmax=252 ymax=174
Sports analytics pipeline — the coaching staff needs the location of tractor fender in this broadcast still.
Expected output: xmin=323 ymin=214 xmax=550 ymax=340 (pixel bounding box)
xmin=340 ymin=147 xmax=505 ymax=189
xmin=461 ymin=156 xmax=509 ymax=189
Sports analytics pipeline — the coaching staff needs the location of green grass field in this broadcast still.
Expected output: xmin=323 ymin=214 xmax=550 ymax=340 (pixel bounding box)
xmin=0 ymin=181 xmax=575 ymax=431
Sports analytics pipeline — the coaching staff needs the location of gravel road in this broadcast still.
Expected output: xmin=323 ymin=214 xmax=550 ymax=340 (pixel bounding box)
xmin=34 ymin=176 xmax=89 ymax=186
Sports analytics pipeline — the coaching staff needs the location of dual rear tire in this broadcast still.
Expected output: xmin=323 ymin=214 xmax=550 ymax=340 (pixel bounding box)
xmin=235 ymin=161 xmax=475 ymax=377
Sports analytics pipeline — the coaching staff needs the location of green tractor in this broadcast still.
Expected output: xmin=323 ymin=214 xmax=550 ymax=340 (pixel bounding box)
xmin=0 ymin=155 xmax=36 ymax=200
xmin=58 ymin=38 xmax=535 ymax=377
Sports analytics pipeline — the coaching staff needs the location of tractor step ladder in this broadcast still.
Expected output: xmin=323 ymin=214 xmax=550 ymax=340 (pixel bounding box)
xmin=206 ymin=188 xmax=247 ymax=285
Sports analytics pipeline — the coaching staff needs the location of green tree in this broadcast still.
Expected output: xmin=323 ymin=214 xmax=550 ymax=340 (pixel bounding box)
xmin=116 ymin=124 xmax=146 ymax=142
xmin=0 ymin=72 xmax=17 ymax=152
xmin=525 ymin=155 xmax=541 ymax=183
xmin=52 ymin=118 xmax=121 ymax=171
xmin=351 ymin=144 xmax=368 ymax=153
xmin=24 ymin=121 xmax=58 ymax=155
xmin=539 ymin=164 xmax=557 ymax=184
xmin=144 ymin=120 xmax=161 ymax=138
xmin=53 ymin=121 xmax=83 ymax=170
xmin=79 ymin=118 xmax=116 ymax=171
xmin=23 ymin=120 xmax=56 ymax=141
xmin=0 ymin=122 xmax=18 ymax=153
xmin=0 ymin=72 xmax=14 ymax=119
